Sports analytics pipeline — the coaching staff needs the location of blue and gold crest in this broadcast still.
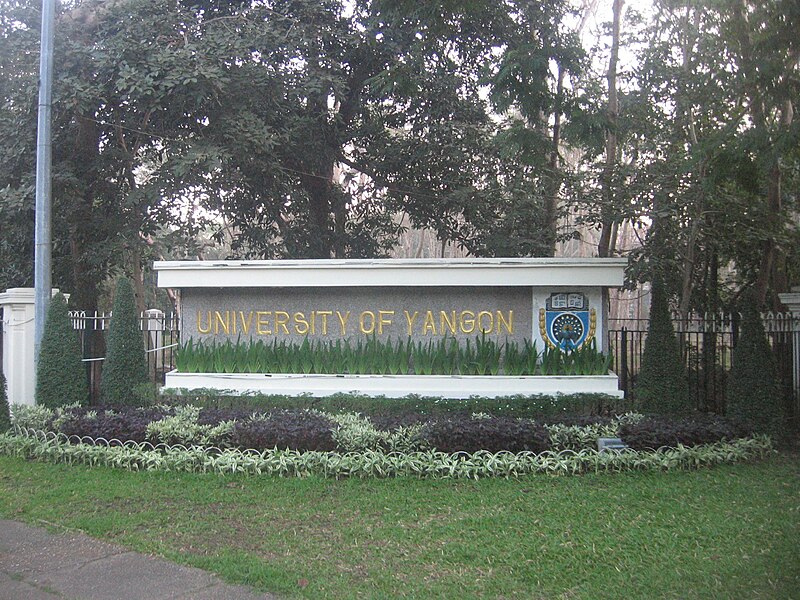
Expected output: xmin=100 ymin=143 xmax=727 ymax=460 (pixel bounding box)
xmin=538 ymin=293 xmax=596 ymax=351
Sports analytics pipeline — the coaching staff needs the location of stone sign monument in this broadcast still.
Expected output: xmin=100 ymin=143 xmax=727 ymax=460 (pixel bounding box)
xmin=156 ymin=258 xmax=626 ymax=398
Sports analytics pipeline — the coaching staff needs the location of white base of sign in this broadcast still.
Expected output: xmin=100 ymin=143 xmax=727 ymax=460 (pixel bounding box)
xmin=163 ymin=371 xmax=623 ymax=399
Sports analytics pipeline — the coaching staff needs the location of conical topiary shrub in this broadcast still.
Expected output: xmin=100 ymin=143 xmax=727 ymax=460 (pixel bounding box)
xmin=35 ymin=293 xmax=89 ymax=408
xmin=726 ymin=292 xmax=784 ymax=439
xmin=101 ymin=277 xmax=149 ymax=406
xmin=0 ymin=370 xmax=11 ymax=432
xmin=635 ymin=281 xmax=691 ymax=415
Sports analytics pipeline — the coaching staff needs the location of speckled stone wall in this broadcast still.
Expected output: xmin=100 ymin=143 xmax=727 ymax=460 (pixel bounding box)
xmin=181 ymin=286 xmax=534 ymax=345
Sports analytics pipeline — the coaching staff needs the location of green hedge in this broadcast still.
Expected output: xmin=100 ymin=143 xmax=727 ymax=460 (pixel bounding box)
xmin=635 ymin=281 xmax=690 ymax=415
xmin=101 ymin=278 xmax=149 ymax=405
xmin=160 ymin=390 xmax=630 ymax=419
xmin=726 ymin=294 xmax=785 ymax=438
xmin=0 ymin=429 xmax=774 ymax=479
xmin=35 ymin=293 xmax=88 ymax=408
xmin=0 ymin=371 xmax=10 ymax=432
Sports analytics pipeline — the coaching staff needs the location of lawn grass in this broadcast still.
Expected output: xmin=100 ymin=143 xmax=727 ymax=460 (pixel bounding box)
xmin=1 ymin=454 xmax=798 ymax=599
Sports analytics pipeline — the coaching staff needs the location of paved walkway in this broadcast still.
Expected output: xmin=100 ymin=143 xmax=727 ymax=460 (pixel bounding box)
xmin=0 ymin=520 xmax=277 ymax=600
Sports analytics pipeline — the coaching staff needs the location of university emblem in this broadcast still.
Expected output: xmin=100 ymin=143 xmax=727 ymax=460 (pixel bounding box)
xmin=539 ymin=292 xmax=596 ymax=351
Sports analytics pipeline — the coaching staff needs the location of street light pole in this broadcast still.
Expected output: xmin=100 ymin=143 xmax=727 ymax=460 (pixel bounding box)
xmin=34 ymin=0 xmax=56 ymax=359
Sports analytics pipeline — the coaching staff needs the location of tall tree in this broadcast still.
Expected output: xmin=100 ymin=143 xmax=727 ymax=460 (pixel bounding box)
xmin=487 ymin=0 xmax=590 ymax=255
xmin=1 ymin=0 xmax=586 ymax=302
xmin=611 ymin=0 xmax=798 ymax=309
xmin=3 ymin=0 xmax=794 ymax=309
xmin=179 ymin=0 xmax=585 ymax=259
xmin=0 ymin=0 xmax=200 ymax=304
xmin=724 ymin=0 xmax=798 ymax=307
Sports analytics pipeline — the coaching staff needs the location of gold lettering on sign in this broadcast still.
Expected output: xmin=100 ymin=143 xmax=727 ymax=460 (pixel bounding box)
xmin=294 ymin=312 xmax=309 ymax=335
xmin=404 ymin=310 xmax=419 ymax=335
xmin=214 ymin=311 xmax=230 ymax=334
xmin=194 ymin=307 xmax=517 ymax=337
xmin=197 ymin=311 xmax=212 ymax=334
xmin=460 ymin=311 xmax=476 ymax=334
xmin=422 ymin=311 xmax=436 ymax=335
xmin=440 ymin=311 xmax=457 ymax=334
xmin=378 ymin=310 xmax=394 ymax=334
xmin=337 ymin=311 xmax=351 ymax=335
xmin=256 ymin=311 xmax=271 ymax=335
xmin=477 ymin=311 xmax=493 ymax=333
xmin=496 ymin=310 xmax=513 ymax=334
xmin=239 ymin=311 xmax=253 ymax=334
xmin=274 ymin=311 xmax=290 ymax=335
xmin=317 ymin=310 xmax=332 ymax=335
xmin=360 ymin=311 xmax=376 ymax=334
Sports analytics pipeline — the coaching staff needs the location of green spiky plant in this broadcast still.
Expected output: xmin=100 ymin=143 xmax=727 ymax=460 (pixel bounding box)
xmin=175 ymin=334 xmax=613 ymax=376
xmin=101 ymin=278 xmax=149 ymax=406
xmin=0 ymin=370 xmax=10 ymax=431
xmin=35 ymin=293 xmax=89 ymax=408
xmin=726 ymin=291 xmax=785 ymax=440
xmin=635 ymin=280 xmax=691 ymax=415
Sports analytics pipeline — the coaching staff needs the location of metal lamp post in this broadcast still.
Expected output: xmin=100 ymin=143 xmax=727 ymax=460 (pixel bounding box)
xmin=34 ymin=0 xmax=56 ymax=358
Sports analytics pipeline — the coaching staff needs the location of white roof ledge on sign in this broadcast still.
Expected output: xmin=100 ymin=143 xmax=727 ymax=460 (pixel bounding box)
xmin=154 ymin=258 xmax=628 ymax=289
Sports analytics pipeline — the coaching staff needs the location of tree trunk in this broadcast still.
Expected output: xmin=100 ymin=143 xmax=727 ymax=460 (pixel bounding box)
xmin=753 ymin=102 xmax=793 ymax=307
xmin=301 ymin=161 xmax=335 ymax=259
xmin=68 ymin=114 xmax=101 ymax=312
xmin=678 ymin=219 xmax=700 ymax=321
xmin=676 ymin=7 xmax=703 ymax=319
xmin=598 ymin=0 xmax=623 ymax=258
xmin=414 ymin=229 xmax=426 ymax=258
xmin=754 ymin=163 xmax=781 ymax=306
xmin=67 ymin=113 xmax=106 ymax=402
xmin=332 ymin=191 xmax=346 ymax=259
xmin=130 ymin=245 xmax=146 ymax=314
xmin=543 ymin=65 xmax=565 ymax=256
xmin=543 ymin=0 xmax=597 ymax=256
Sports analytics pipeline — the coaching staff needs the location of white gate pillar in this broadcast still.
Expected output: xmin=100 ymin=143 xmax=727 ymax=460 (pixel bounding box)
xmin=1 ymin=288 xmax=37 ymax=406
xmin=778 ymin=287 xmax=800 ymax=408
xmin=0 ymin=287 xmax=63 ymax=406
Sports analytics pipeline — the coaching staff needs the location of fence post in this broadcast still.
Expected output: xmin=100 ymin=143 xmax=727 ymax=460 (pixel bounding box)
xmin=620 ymin=327 xmax=628 ymax=397
xmin=778 ymin=288 xmax=800 ymax=414
xmin=143 ymin=309 xmax=164 ymax=380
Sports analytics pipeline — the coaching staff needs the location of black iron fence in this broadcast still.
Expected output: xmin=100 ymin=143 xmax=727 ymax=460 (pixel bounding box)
xmin=70 ymin=310 xmax=180 ymax=402
xmin=607 ymin=313 xmax=799 ymax=417
xmin=67 ymin=309 xmax=799 ymax=414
